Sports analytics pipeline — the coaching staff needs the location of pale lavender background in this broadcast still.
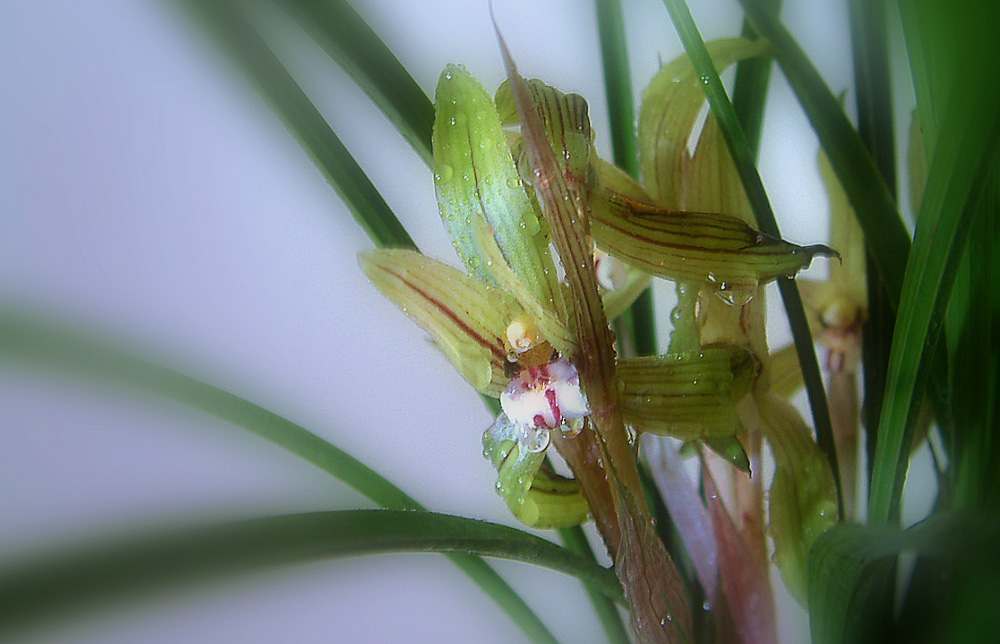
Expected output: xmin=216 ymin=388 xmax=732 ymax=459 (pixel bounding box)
xmin=0 ymin=1 xmax=927 ymax=643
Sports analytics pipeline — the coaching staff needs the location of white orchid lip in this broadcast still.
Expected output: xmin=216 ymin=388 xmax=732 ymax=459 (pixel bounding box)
xmin=500 ymin=357 xmax=589 ymax=430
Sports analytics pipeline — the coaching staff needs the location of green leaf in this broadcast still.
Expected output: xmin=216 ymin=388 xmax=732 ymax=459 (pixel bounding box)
xmin=730 ymin=0 xmax=781 ymax=157
xmin=274 ymin=0 xmax=435 ymax=164
xmin=808 ymin=513 xmax=1000 ymax=644
xmin=868 ymin=80 xmax=1000 ymax=525
xmin=0 ymin=510 xmax=624 ymax=637
xmin=594 ymin=0 xmax=659 ymax=361
xmin=0 ymin=309 xmax=563 ymax=644
xmin=359 ymin=249 xmax=518 ymax=397
xmin=557 ymin=526 xmax=632 ymax=644
xmin=178 ymin=0 xmax=415 ymax=250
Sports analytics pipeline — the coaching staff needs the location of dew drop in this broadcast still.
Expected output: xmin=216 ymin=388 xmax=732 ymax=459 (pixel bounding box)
xmin=702 ymin=601 xmax=712 ymax=612
xmin=435 ymin=164 xmax=454 ymax=184
xmin=520 ymin=427 xmax=551 ymax=453
xmin=444 ymin=71 xmax=453 ymax=80
xmin=700 ymin=74 xmax=710 ymax=85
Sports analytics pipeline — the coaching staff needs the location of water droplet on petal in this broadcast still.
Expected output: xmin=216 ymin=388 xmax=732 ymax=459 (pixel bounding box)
xmin=435 ymin=164 xmax=453 ymax=184
xmin=520 ymin=427 xmax=550 ymax=453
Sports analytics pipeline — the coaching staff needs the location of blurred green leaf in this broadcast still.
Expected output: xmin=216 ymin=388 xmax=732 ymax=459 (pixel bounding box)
xmin=274 ymin=0 xmax=435 ymax=164
xmin=808 ymin=513 xmax=1000 ymax=644
xmin=0 ymin=510 xmax=624 ymax=637
xmin=178 ymin=0 xmax=415 ymax=249
xmin=869 ymin=80 xmax=1000 ymax=525
xmin=0 ymin=308 xmax=564 ymax=644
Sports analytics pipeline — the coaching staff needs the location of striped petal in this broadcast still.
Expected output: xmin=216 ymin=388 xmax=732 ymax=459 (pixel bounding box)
xmin=359 ymin=249 xmax=518 ymax=396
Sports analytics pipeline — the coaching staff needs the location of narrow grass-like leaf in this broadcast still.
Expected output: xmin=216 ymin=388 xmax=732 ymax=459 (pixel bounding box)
xmin=808 ymin=513 xmax=1000 ymax=644
xmin=557 ymin=527 xmax=632 ymax=644
xmin=657 ymin=0 xmax=842 ymax=514
xmin=594 ymin=0 xmax=639 ymax=179
xmin=730 ymin=0 xmax=781 ymax=157
xmin=273 ymin=0 xmax=435 ymax=164
xmin=178 ymin=0 xmax=415 ymax=249
xmin=0 ymin=309 xmax=564 ymax=644
xmin=0 ymin=510 xmax=624 ymax=637
xmin=868 ymin=85 xmax=1000 ymax=525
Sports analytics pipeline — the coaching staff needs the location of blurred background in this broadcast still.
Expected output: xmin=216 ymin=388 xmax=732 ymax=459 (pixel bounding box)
xmin=0 ymin=1 xmax=928 ymax=642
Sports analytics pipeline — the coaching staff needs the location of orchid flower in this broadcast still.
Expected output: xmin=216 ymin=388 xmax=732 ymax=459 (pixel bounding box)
xmin=362 ymin=47 xmax=834 ymax=641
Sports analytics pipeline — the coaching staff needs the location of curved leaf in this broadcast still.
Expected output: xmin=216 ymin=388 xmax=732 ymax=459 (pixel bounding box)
xmin=274 ymin=0 xmax=435 ymax=164
xmin=0 ymin=510 xmax=624 ymax=636
xmin=0 ymin=309 xmax=562 ymax=644
xmin=178 ymin=0 xmax=415 ymax=250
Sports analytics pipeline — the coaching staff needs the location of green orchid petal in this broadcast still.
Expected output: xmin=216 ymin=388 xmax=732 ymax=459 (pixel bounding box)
xmin=702 ymin=435 xmax=752 ymax=474
xmin=472 ymin=217 xmax=577 ymax=357
xmin=617 ymin=346 xmax=752 ymax=439
xmin=819 ymin=149 xmax=867 ymax=301
xmin=433 ymin=66 xmax=562 ymax=316
xmin=589 ymin=174 xmax=836 ymax=293
xmin=359 ymin=249 xmax=518 ymax=397
xmin=768 ymin=344 xmax=805 ymax=399
xmin=687 ymin=117 xmax=753 ymax=222
xmin=759 ymin=394 xmax=838 ymax=603
xmin=639 ymin=38 xmax=769 ymax=208
xmin=483 ymin=418 xmax=589 ymax=529
xmin=495 ymin=79 xmax=593 ymax=181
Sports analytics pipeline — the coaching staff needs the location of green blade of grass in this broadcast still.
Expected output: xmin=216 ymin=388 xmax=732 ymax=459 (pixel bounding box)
xmin=558 ymin=527 xmax=631 ymax=644
xmin=658 ymin=0 xmax=843 ymax=516
xmin=847 ymin=0 xmax=898 ymax=512
xmin=807 ymin=513 xmax=1000 ymax=644
xmin=952 ymin=192 xmax=996 ymax=509
xmin=730 ymin=0 xmax=781 ymax=157
xmin=734 ymin=0 xmax=910 ymax=307
xmin=272 ymin=0 xmax=434 ymax=165
xmin=868 ymin=85 xmax=1000 ymax=525
xmin=0 ymin=509 xmax=623 ymax=638
xmin=0 ymin=308 xmax=563 ymax=644
xmin=178 ymin=0 xmax=415 ymax=250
